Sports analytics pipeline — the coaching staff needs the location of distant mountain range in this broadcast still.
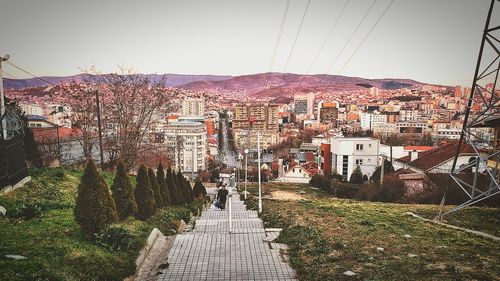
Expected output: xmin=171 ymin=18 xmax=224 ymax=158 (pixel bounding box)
xmin=4 ymin=73 xmax=439 ymax=95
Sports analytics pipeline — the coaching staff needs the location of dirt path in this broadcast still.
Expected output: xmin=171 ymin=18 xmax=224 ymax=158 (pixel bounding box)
xmin=271 ymin=190 xmax=305 ymax=201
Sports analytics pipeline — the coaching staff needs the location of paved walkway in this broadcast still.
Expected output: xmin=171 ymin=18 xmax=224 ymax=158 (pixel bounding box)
xmin=158 ymin=188 xmax=297 ymax=281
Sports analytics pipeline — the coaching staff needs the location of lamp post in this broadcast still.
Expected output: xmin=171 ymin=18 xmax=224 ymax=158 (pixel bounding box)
xmin=257 ymin=131 xmax=262 ymax=213
xmin=244 ymin=148 xmax=249 ymax=199
xmin=0 ymin=54 xmax=10 ymax=140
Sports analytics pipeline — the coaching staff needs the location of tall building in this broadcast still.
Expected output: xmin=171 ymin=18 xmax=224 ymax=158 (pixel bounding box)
xmin=232 ymin=103 xmax=279 ymax=149
xmin=182 ymin=98 xmax=205 ymax=117
xmin=233 ymin=103 xmax=279 ymax=131
xmin=294 ymin=93 xmax=315 ymax=117
xmin=360 ymin=112 xmax=387 ymax=130
xmin=317 ymin=102 xmax=339 ymax=127
xmin=165 ymin=121 xmax=207 ymax=173
xmin=454 ymin=86 xmax=462 ymax=98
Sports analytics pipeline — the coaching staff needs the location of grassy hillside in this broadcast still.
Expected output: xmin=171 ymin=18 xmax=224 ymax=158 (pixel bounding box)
xmin=243 ymin=182 xmax=500 ymax=281
xmin=0 ymin=167 xmax=201 ymax=281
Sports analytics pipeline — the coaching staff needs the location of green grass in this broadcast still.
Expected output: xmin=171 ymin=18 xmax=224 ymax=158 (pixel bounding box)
xmin=244 ymin=183 xmax=500 ymax=281
xmin=0 ymin=167 xmax=201 ymax=281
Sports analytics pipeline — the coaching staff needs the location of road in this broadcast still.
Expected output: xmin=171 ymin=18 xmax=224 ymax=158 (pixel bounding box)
xmin=221 ymin=118 xmax=237 ymax=168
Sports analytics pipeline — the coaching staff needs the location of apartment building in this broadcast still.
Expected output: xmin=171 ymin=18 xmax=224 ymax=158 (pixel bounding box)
xmin=330 ymin=137 xmax=380 ymax=180
xmin=182 ymin=98 xmax=205 ymax=117
xmin=165 ymin=121 xmax=207 ymax=173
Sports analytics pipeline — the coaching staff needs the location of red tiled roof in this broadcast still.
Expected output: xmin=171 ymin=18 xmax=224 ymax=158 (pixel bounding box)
xmin=305 ymin=152 xmax=315 ymax=162
xmin=404 ymin=146 xmax=433 ymax=151
xmin=406 ymin=142 xmax=476 ymax=171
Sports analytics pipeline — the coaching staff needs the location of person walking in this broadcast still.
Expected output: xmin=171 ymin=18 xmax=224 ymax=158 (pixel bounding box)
xmin=216 ymin=184 xmax=229 ymax=210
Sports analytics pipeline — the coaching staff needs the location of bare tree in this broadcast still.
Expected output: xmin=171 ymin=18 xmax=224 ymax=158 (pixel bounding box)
xmin=63 ymin=66 xmax=169 ymax=169
xmin=63 ymin=83 xmax=98 ymax=160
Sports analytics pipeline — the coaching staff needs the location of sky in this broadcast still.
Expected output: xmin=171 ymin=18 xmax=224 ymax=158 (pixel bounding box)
xmin=0 ymin=0 xmax=497 ymax=86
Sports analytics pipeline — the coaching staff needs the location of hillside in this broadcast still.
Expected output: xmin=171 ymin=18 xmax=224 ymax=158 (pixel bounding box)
xmin=3 ymin=73 xmax=232 ymax=90
xmin=4 ymin=72 xmax=427 ymax=94
xmin=180 ymin=73 xmax=426 ymax=96
xmin=243 ymin=182 xmax=500 ymax=281
xmin=0 ymin=167 xmax=202 ymax=281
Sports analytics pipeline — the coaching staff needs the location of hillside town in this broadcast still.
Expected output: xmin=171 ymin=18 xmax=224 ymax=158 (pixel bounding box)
xmin=5 ymin=79 xmax=497 ymax=194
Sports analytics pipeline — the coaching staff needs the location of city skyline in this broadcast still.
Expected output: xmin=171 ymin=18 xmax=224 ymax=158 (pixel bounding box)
xmin=0 ymin=0 xmax=497 ymax=86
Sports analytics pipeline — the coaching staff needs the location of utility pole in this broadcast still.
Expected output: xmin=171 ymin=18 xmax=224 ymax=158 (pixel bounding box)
xmin=0 ymin=54 xmax=10 ymax=140
xmin=95 ymin=90 xmax=105 ymax=170
xmin=380 ymin=155 xmax=385 ymax=186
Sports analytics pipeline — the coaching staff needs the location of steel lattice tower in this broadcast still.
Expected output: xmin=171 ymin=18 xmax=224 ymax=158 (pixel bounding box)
xmin=438 ymin=0 xmax=500 ymax=217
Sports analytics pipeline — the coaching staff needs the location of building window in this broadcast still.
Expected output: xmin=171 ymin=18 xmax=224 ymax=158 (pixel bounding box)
xmin=356 ymin=144 xmax=364 ymax=151
xmin=356 ymin=159 xmax=363 ymax=165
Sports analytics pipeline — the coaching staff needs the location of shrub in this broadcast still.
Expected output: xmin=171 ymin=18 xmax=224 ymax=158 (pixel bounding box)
xmin=371 ymin=159 xmax=395 ymax=183
xmin=157 ymin=163 xmax=170 ymax=206
xmin=148 ymin=168 xmax=164 ymax=208
xmin=355 ymin=177 xmax=406 ymax=203
xmin=193 ymin=180 xmax=207 ymax=200
xmin=332 ymin=182 xmax=359 ymax=199
xmin=349 ymin=166 xmax=364 ymax=184
xmin=134 ymin=165 xmax=156 ymax=220
xmin=94 ymin=224 xmax=135 ymax=251
xmin=167 ymin=167 xmax=181 ymax=205
xmin=176 ymin=171 xmax=188 ymax=204
xmin=309 ymin=174 xmax=332 ymax=192
xmin=9 ymin=203 xmax=42 ymax=219
xmin=74 ymin=160 xmax=118 ymax=237
xmin=111 ymin=160 xmax=138 ymax=221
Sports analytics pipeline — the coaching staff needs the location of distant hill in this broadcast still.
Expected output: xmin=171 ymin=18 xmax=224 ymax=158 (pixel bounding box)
xmin=180 ymin=73 xmax=427 ymax=96
xmin=3 ymin=74 xmax=232 ymax=90
xmin=4 ymin=72 xmax=437 ymax=97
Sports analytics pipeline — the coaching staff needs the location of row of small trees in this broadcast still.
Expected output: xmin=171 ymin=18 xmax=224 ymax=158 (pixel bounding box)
xmin=74 ymin=160 xmax=207 ymax=237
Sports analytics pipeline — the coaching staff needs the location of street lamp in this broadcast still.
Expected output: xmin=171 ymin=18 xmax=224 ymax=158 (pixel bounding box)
xmin=257 ymin=131 xmax=262 ymax=213
xmin=0 ymin=54 xmax=10 ymax=140
xmin=244 ymin=148 xmax=249 ymax=199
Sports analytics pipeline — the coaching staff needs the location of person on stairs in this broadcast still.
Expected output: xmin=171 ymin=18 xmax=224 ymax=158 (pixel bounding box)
xmin=216 ymin=184 xmax=229 ymax=210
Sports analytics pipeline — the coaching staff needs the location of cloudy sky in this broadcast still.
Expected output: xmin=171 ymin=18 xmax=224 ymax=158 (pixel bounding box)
xmin=0 ymin=0 xmax=497 ymax=86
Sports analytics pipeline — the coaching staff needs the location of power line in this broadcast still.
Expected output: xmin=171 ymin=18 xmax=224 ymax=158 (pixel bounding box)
xmin=283 ymin=0 xmax=311 ymax=74
xmin=1 ymin=70 xmax=19 ymax=79
xmin=324 ymin=0 xmax=377 ymax=74
xmin=5 ymin=61 xmax=56 ymax=86
xmin=305 ymin=0 xmax=377 ymax=93
xmin=338 ymin=0 xmax=395 ymax=74
xmin=296 ymin=0 xmax=350 ymax=89
xmin=305 ymin=0 xmax=350 ymax=75
xmin=263 ymin=0 xmax=292 ymax=92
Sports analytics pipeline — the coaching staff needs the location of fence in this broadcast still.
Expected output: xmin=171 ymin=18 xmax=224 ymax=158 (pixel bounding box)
xmin=0 ymin=123 xmax=29 ymax=191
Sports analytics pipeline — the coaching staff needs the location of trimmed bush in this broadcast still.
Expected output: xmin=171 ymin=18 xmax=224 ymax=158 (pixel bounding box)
xmin=349 ymin=166 xmax=364 ymax=184
xmin=74 ymin=160 xmax=118 ymax=237
xmin=111 ymin=160 xmax=137 ymax=221
xmin=135 ymin=165 xmax=156 ymax=220
xmin=193 ymin=180 xmax=207 ymax=200
xmin=167 ymin=167 xmax=181 ymax=205
xmin=157 ymin=163 xmax=170 ymax=206
xmin=148 ymin=168 xmax=164 ymax=208
xmin=177 ymin=171 xmax=193 ymax=204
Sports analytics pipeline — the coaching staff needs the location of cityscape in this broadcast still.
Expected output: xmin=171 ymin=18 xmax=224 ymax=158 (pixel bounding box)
xmin=0 ymin=1 xmax=498 ymax=281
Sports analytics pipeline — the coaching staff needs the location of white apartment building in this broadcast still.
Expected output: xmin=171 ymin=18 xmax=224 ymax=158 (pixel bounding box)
xmin=19 ymin=103 xmax=44 ymax=116
xmin=400 ymin=109 xmax=419 ymax=121
xmin=294 ymin=93 xmax=315 ymax=117
xmin=182 ymin=98 xmax=205 ymax=117
xmin=435 ymin=128 xmax=461 ymax=140
xmin=360 ymin=112 xmax=387 ymax=130
xmin=330 ymin=137 xmax=380 ymax=180
xmin=165 ymin=121 xmax=207 ymax=173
